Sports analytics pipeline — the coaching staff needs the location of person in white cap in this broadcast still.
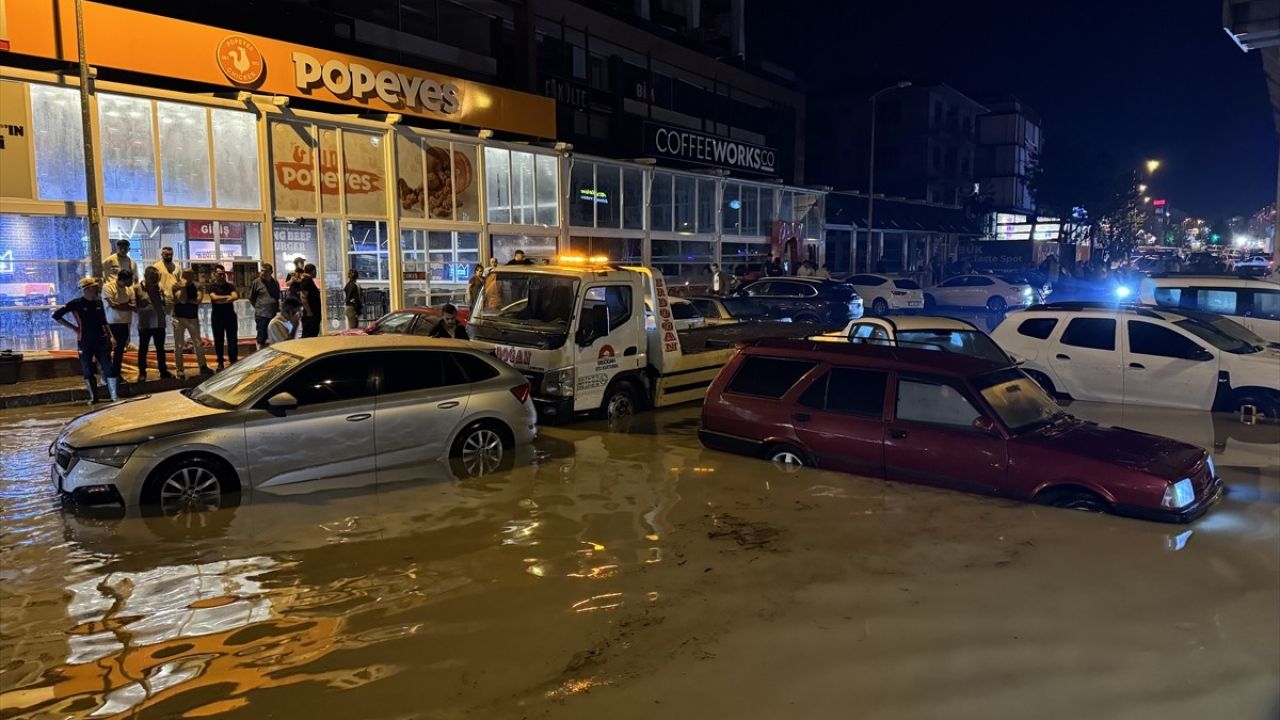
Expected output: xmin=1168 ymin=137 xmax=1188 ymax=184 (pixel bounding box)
xmin=52 ymin=277 xmax=118 ymax=404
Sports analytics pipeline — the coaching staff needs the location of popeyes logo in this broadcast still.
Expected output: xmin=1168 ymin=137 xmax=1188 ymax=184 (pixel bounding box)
xmin=216 ymin=36 xmax=265 ymax=86
xmin=274 ymin=144 xmax=382 ymax=195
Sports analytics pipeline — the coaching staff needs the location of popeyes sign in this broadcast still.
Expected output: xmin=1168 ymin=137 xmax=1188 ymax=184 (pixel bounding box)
xmin=7 ymin=1 xmax=555 ymax=137
xmin=274 ymin=143 xmax=381 ymax=196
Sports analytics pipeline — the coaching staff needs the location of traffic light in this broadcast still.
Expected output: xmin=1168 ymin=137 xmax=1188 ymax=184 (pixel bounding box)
xmin=1210 ymin=233 xmax=1221 ymax=243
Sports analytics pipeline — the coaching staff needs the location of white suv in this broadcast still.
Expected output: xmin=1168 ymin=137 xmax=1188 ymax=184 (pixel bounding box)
xmin=992 ymin=303 xmax=1280 ymax=418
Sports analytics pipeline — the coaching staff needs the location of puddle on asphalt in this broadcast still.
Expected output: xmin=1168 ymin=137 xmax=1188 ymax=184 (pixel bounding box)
xmin=0 ymin=402 xmax=1276 ymax=719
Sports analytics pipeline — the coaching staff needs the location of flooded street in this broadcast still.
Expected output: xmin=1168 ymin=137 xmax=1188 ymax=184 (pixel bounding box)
xmin=1 ymin=402 xmax=1277 ymax=719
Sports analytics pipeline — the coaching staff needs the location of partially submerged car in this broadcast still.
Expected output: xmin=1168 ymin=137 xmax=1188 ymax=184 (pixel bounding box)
xmin=811 ymin=315 xmax=1015 ymax=364
xmin=699 ymin=339 xmax=1222 ymax=523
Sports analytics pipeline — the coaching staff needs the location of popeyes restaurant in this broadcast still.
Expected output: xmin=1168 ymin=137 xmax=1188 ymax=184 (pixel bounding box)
xmin=0 ymin=1 xmax=822 ymax=352
xmin=0 ymin=0 xmax=558 ymax=350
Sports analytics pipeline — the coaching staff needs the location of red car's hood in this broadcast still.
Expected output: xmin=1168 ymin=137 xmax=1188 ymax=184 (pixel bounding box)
xmin=1022 ymin=419 xmax=1204 ymax=481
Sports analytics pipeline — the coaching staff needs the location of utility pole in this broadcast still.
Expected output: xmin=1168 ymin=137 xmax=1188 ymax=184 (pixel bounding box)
xmin=866 ymin=81 xmax=911 ymax=272
xmin=74 ymin=0 xmax=104 ymax=278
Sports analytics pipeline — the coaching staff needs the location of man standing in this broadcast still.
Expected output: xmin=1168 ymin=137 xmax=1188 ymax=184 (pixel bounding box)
xmin=171 ymin=269 xmax=210 ymax=378
xmin=152 ymin=246 xmax=180 ymax=309
xmin=249 ymin=263 xmax=281 ymax=349
xmin=343 ymin=269 xmax=363 ymax=329
xmin=207 ymin=266 xmax=239 ymax=370
xmin=710 ymin=263 xmax=730 ymax=296
xmin=506 ymin=250 xmax=534 ymax=266
xmin=102 ymin=268 xmax=141 ymax=381
xmin=285 ymin=256 xmax=307 ymax=288
xmin=268 ymin=298 xmax=303 ymax=345
xmin=485 ymin=257 xmax=498 ymax=276
xmin=53 ymin=278 xmax=118 ymax=404
xmin=466 ymin=264 xmax=485 ymax=306
xmin=103 ymin=239 xmax=138 ymax=283
xmin=427 ymin=303 xmax=468 ymax=339
xmin=291 ymin=263 xmax=323 ymax=338
xmin=136 ymin=266 xmax=172 ymax=382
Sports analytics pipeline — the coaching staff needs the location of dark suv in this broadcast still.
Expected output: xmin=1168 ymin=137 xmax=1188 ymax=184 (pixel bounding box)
xmin=733 ymin=278 xmax=864 ymax=329
xmin=698 ymin=339 xmax=1222 ymax=523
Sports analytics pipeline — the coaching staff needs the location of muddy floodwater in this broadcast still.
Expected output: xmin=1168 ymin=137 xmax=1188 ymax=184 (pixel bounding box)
xmin=0 ymin=402 xmax=1277 ymax=719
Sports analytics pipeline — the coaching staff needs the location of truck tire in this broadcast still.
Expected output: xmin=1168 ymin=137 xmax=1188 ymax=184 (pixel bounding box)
xmin=600 ymin=381 xmax=637 ymax=427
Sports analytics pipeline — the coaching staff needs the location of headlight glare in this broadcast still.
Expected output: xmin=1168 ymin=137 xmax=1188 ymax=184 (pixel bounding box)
xmin=1161 ymin=478 xmax=1195 ymax=510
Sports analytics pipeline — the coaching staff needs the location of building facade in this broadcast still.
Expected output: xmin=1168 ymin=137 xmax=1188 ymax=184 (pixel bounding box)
xmin=976 ymin=96 xmax=1040 ymax=213
xmin=0 ymin=1 xmax=821 ymax=352
xmin=809 ymin=83 xmax=987 ymax=206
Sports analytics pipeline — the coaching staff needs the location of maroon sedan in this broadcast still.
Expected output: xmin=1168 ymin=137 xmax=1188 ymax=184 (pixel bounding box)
xmin=336 ymin=306 xmax=470 ymax=337
xmin=699 ymin=339 xmax=1223 ymax=523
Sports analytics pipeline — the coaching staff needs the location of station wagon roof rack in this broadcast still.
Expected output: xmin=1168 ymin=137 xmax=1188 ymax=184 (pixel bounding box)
xmin=1146 ymin=270 xmax=1271 ymax=279
xmin=1026 ymin=301 xmax=1165 ymax=319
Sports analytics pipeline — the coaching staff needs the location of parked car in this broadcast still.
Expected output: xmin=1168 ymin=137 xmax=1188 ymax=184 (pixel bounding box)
xmin=645 ymin=297 xmax=705 ymax=332
xmin=992 ymin=302 xmax=1280 ymax=418
xmin=1235 ymin=255 xmax=1277 ymax=273
xmin=987 ymin=271 xmax=1052 ymax=304
xmin=336 ymin=306 xmax=470 ymax=337
xmin=924 ymin=274 xmax=1034 ymax=312
xmin=686 ymin=296 xmax=772 ymax=326
xmin=1138 ymin=273 xmax=1280 ymax=344
xmin=734 ymin=277 xmax=864 ymax=328
xmin=842 ymin=273 xmax=924 ymax=315
xmin=51 ymin=336 xmax=536 ymax=511
xmin=699 ymin=339 xmax=1221 ymax=522
xmin=812 ymin=315 xmax=1015 ymax=364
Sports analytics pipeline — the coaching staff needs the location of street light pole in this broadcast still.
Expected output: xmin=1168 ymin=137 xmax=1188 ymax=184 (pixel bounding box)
xmin=74 ymin=0 xmax=104 ymax=278
xmin=866 ymin=81 xmax=911 ymax=272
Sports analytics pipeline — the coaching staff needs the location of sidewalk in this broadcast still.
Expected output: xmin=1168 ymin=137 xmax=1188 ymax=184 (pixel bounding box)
xmin=0 ymin=366 xmax=206 ymax=410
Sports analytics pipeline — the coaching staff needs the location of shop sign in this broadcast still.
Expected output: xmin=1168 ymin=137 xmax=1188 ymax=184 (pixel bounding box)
xmin=0 ymin=81 xmax=33 ymax=200
xmin=8 ymin=1 xmax=555 ymax=137
xmin=644 ymin=122 xmax=776 ymax=175
xmin=541 ymin=76 xmax=589 ymax=111
xmin=578 ymin=188 xmax=609 ymax=205
xmin=186 ymin=221 xmax=245 ymax=240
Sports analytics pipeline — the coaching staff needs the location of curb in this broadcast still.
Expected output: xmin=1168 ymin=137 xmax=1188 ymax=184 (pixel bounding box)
xmin=0 ymin=376 xmax=203 ymax=410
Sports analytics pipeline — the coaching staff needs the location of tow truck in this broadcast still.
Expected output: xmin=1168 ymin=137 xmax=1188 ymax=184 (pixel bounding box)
xmin=467 ymin=256 xmax=820 ymax=424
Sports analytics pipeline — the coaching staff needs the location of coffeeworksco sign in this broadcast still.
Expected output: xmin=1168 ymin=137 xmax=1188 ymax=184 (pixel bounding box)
xmin=5 ymin=0 xmax=554 ymax=138
xmin=643 ymin=122 xmax=777 ymax=175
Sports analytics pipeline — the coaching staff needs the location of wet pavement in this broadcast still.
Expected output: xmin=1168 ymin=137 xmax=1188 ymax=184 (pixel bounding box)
xmin=0 ymin=402 xmax=1277 ymax=719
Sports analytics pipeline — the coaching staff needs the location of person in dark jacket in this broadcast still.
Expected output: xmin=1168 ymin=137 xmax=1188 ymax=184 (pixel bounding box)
xmin=206 ymin=266 xmax=239 ymax=370
xmin=427 ymin=303 xmax=468 ymax=339
xmin=290 ymin=263 xmax=323 ymax=338
xmin=343 ymin=269 xmax=363 ymax=329
xmin=249 ymin=263 xmax=281 ymax=350
xmin=52 ymin=277 xmax=118 ymax=404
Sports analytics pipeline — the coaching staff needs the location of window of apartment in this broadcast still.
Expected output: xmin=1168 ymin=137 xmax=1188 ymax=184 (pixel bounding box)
xmin=932 ymin=101 xmax=944 ymax=125
xmin=931 ymin=146 xmax=942 ymax=171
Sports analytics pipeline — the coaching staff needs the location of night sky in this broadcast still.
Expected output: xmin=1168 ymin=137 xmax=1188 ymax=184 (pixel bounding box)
xmin=755 ymin=0 xmax=1276 ymax=219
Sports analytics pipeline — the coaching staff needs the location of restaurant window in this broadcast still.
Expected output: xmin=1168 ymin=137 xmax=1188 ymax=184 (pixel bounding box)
xmin=0 ymin=215 xmax=88 ymax=351
xmin=98 ymin=93 xmax=157 ymax=206
xmin=211 ymin=109 xmax=261 ymax=210
xmin=30 ymin=84 xmax=87 ymax=202
xmin=157 ymin=101 xmax=212 ymax=208
xmin=595 ymin=165 xmax=621 ymax=229
xmin=342 ymin=131 xmax=388 ymax=217
xmin=651 ymin=172 xmax=673 ymax=232
xmin=485 ymin=148 xmax=558 ymax=227
xmin=397 ymin=135 xmax=481 ymax=223
xmin=722 ymin=183 xmax=740 ymax=235
xmin=318 ymin=128 xmax=341 ymax=215
xmin=696 ymin=179 xmax=717 ymax=234
xmin=622 ymin=168 xmax=644 ymax=230
xmin=568 ymin=236 xmax=642 ymax=264
xmin=491 ymin=233 xmax=557 ymax=265
xmin=652 ymin=239 xmax=713 ymax=285
xmin=674 ymin=175 xmax=695 ymax=231
xmin=569 ymin=162 xmax=596 ymax=227
xmin=270 ymin=121 xmax=317 ymax=215
xmin=740 ymin=186 xmax=761 ymax=236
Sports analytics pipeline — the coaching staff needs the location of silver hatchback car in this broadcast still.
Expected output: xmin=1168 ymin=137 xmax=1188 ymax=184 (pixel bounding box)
xmin=51 ymin=336 xmax=537 ymax=512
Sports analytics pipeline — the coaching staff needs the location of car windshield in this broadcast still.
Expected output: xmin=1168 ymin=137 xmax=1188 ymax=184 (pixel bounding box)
xmin=1171 ymin=314 xmax=1265 ymax=354
xmin=187 ymin=347 xmax=302 ymax=409
xmin=978 ymin=369 xmax=1066 ymax=434
xmin=896 ymin=330 xmax=1011 ymax=363
xmin=474 ymin=272 xmax=579 ymax=328
xmin=371 ymin=312 xmax=416 ymax=334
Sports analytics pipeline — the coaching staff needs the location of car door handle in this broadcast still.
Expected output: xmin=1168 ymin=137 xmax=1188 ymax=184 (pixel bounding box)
xmin=346 ymin=413 xmax=372 ymax=422
xmin=792 ymin=412 xmax=810 ymax=423
xmin=1129 ymin=362 xmax=1146 ymax=370
xmin=624 ymin=346 xmax=638 ymax=356
xmin=890 ymin=430 xmax=909 ymax=439
xmin=1055 ymin=353 xmax=1071 ymax=361
xmin=437 ymin=401 xmax=460 ymax=409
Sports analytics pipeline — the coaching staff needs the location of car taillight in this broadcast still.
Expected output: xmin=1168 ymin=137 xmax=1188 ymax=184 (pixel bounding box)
xmin=510 ymin=382 xmax=531 ymax=403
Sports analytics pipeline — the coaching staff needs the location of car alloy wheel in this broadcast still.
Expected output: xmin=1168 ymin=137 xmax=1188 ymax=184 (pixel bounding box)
xmin=460 ymin=427 xmax=504 ymax=475
xmin=768 ymin=447 xmax=808 ymax=474
xmin=1050 ymin=491 xmax=1108 ymax=514
xmin=987 ymin=296 xmax=1008 ymax=313
xmin=158 ymin=465 xmax=224 ymax=517
xmin=872 ymin=298 xmax=889 ymax=316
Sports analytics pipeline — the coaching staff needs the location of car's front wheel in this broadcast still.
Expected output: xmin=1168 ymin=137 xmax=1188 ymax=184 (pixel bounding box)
xmin=140 ymin=455 xmax=239 ymax=538
xmin=1043 ymin=487 xmax=1110 ymax=514
xmin=764 ymin=444 xmax=810 ymax=473
xmin=987 ymin=296 xmax=1008 ymax=313
xmin=1229 ymin=391 xmax=1280 ymax=421
xmin=871 ymin=298 xmax=889 ymax=316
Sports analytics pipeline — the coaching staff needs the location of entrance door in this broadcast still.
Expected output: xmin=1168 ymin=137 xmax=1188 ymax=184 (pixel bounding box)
xmin=884 ymin=377 xmax=1006 ymax=495
xmin=573 ymin=284 xmax=640 ymax=412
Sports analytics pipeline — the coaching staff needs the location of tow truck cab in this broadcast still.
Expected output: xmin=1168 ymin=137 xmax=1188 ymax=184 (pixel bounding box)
xmin=467 ymin=260 xmax=741 ymax=423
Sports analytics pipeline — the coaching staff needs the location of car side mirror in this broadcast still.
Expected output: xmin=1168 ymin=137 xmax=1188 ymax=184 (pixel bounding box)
xmin=267 ymin=391 xmax=298 ymax=416
xmin=1189 ymin=348 xmax=1215 ymax=362
xmin=972 ymin=416 xmax=997 ymax=434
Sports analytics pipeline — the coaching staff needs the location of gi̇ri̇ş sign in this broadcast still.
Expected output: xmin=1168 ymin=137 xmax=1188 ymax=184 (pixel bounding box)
xmin=644 ymin=122 xmax=777 ymax=175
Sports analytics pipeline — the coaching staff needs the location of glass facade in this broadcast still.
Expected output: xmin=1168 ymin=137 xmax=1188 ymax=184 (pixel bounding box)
xmin=1 ymin=74 xmax=822 ymax=351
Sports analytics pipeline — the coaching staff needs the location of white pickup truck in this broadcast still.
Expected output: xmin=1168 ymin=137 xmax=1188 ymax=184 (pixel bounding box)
xmin=467 ymin=260 xmax=814 ymax=424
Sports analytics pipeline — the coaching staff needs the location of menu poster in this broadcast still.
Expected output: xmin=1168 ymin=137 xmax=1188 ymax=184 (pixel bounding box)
xmin=270 ymin=122 xmax=317 ymax=214
xmin=425 ymin=140 xmax=478 ymax=222
xmin=396 ymin=134 xmax=425 ymax=218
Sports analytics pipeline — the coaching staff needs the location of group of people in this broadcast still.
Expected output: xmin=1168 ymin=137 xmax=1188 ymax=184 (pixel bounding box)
xmin=50 ymin=239 xmax=356 ymax=405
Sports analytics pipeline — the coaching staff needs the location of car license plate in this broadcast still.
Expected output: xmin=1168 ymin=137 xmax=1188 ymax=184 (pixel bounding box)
xmin=907 ymin=301 xmax=923 ymax=307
